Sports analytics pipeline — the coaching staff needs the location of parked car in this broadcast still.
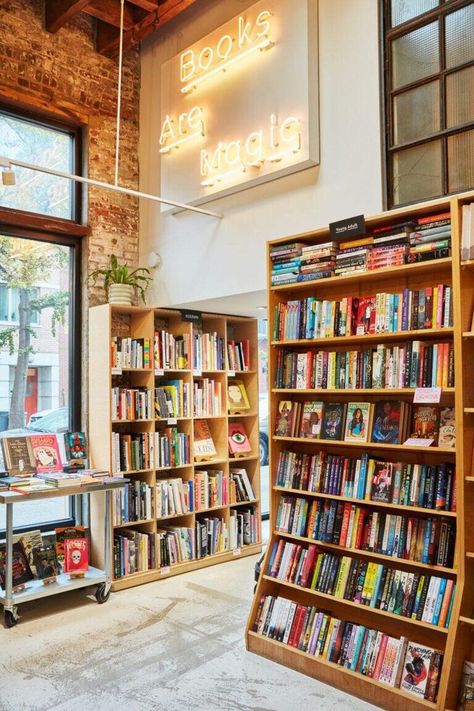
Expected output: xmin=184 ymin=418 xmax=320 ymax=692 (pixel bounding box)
xmin=259 ymin=392 xmax=269 ymax=466
xmin=0 ymin=407 xmax=69 ymax=438
xmin=28 ymin=408 xmax=55 ymax=425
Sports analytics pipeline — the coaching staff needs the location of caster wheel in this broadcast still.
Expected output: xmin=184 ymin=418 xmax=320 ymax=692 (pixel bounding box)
xmin=95 ymin=583 xmax=111 ymax=604
xmin=4 ymin=609 xmax=18 ymax=628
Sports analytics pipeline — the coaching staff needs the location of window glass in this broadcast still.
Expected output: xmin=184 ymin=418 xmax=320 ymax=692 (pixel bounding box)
xmin=392 ymin=21 xmax=439 ymax=89
xmin=446 ymin=65 xmax=474 ymax=128
xmin=0 ymin=235 xmax=73 ymax=529
xmin=445 ymin=4 xmax=474 ymax=69
xmin=393 ymin=80 xmax=440 ymax=144
xmin=448 ymin=128 xmax=474 ymax=192
xmin=392 ymin=139 xmax=442 ymax=204
xmin=0 ymin=113 xmax=75 ymax=220
xmin=391 ymin=0 xmax=438 ymax=27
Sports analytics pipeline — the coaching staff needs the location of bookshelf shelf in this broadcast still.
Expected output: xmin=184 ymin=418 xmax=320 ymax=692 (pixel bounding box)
xmin=271 ymin=327 xmax=454 ymax=348
xmin=270 ymin=257 xmax=452 ymax=293
xmin=273 ymin=435 xmax=456 ymax=455
xmin=261 ymin=575 xmax=449 ymax=637
xmin=89 ymin=306 xmax=262 ymax=591
xmin=459 ymin=616 xmax=474 ymax=627
xmin=246 ymin=193 xmax=474 ymax=711
xmin=272 ymin=485 xmax=457 ymax=517
xmin=230 ymin=498 xmax=259 ymax=507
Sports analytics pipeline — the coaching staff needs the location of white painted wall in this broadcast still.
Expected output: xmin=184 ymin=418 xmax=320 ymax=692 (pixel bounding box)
xmin=139 ymin=0 xmax=383 ymax=307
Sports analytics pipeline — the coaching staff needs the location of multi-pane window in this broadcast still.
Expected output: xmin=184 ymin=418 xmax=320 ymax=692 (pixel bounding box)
xmin=0 ymin=285 xmax=39 ymax=325
xmin=382 ymin=0 xmax=474 ymax=207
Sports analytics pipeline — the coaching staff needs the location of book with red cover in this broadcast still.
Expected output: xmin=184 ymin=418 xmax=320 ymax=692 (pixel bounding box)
xmin=410 ymin=405 xmax=439 ymax=442
xmin=355 ymin=297 xmax=376 ymax=335
xmin=228 ymin=422 xmax=252 ymax=455
xmin=63 ymin=538 xmax=89 ymax=574
xmin=29 ymin=434 xmax=63 ymax=473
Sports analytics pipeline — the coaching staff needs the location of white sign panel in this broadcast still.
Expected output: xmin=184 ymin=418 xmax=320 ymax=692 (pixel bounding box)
xmin=159 ymin=0 xmax=319 ymax=209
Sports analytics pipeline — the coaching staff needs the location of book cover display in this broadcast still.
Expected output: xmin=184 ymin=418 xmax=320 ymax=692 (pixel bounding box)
xmin=299 ymin=401 xmax=323 ymax=439
xmin=275 ymin=400 xmax=300 ymax=438
xmin=63 ymin=538 xmax=89 ymax=574
xmin=344 ymin=402 xmax=372 ymax=443
xmin=401 ymin=643 xmax=434 ymax=698
xmin=32 ymin=544 xmax=61 ymax=580
xmin=1 ymin=436 xmax=35 ymax=476
xmin=0 ymin=542 xmax=34 ymax=589
xmin=320 ymin=403 xmax=346 ymax=441
xmin=411 ymin=405 xmax=440 ymax=442
xmin=29 ymin=434 xmax=62 ymax=473
xmin=438 ymin=407 xmax=455 ymax=448
xmin=227 ymin=381 xmax=250 ymax=412
xmin=228 ymin=422 xmax=251 ymax=455
xmin=63 ymin=432 xmax=88 ymax=470
xmin=193 ymin=419 xmax=217 ymax=458
xmin=371 ymin=400 xmax=405 ymax=444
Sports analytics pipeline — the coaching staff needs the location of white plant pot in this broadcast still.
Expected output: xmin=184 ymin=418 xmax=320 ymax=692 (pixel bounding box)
xmin=108 ymin=284 xmax=134 ymax=305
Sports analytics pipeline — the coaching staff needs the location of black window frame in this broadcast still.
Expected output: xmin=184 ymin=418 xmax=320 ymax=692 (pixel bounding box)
xmin=380 ymin=0 xmax=474 ymax=209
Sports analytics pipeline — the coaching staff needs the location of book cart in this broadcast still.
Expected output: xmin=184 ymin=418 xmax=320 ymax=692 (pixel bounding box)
xmin=246 ymin=190 xmax=474 ymax=711
xmin=88 ymin=306 xmax=262 ymax=592
xmin=0 ymin=478 xmax=125 ymax=628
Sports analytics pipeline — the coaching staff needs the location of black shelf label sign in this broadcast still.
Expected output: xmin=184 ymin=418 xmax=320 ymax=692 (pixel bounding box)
xmin=180 ymin=309 xmax=202 ymax=323
xmin=329 ymin=214 xmax=366 ymax=239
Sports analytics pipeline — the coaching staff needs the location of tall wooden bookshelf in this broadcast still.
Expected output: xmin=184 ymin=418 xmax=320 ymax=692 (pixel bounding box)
xmin=246 ymin=190 xmax=474 ymax=711
xmin=89 ymin=306 xmax=261 ymax=591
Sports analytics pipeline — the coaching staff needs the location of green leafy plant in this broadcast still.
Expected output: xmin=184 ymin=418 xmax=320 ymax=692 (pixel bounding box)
xmin=88 ymin=255 xmax=153 ymax=304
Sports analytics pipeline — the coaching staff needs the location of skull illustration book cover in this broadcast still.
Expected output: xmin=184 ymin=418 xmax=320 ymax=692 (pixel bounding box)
xmin=64 ymin=538 xmax=89 ymax=574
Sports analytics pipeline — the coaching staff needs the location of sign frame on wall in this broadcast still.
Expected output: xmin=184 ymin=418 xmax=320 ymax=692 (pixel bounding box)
xmin=158 ymin=0 xmax=319 ymax=211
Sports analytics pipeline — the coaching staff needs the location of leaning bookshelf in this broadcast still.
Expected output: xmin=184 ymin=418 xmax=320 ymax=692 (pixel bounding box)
xmin=89 ymin=306 xmax=261 ymax=591
xmin=246 ymin=190 xmax=474 ymax=711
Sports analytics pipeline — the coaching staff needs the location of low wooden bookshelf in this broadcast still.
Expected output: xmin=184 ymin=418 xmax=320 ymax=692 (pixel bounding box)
xmin=89 ymin=306 xmax=261 ymax=591
xmin=246 ymin=190 xmax=474 ymax=711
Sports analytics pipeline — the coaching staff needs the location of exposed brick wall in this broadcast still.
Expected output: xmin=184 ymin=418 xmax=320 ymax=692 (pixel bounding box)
xmin=0 ymin=0 xmax=140 ymax=305
xmin=0 ymin=0 xmax=141 ymax=423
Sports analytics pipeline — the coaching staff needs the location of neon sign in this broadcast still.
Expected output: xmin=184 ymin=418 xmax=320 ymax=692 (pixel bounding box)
xmin=159 ymin=107 xmax=204 ymax=154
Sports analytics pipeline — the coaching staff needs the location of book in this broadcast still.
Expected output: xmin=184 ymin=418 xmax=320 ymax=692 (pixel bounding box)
xmin=321 ymin=403 xmax=346 ymax=441
xmin=0 ymin=542 xmax=34 ymax=589
xmin=400 ymin=642 xmax=434 ymax=698
xmin=299 ymin=401 xmax=323 ymax=439
xmin=193 ymin=419 xmax=217 ymax=458
xmin=12 ymin=529 xmax=43 ymax=575
xmin=370 ymin=462 xmax=393 ymax=503
xmin=55 ymin=526 xmax=86 ymax=558
xmin=411 ymin=405 xmax=439 ymax=442
xmin=32 ymin=544 xmax=61 ymax=579
xmin=344 ymin=402 xmax=372 ymax=443
xmin=63 ymin=432 xmax=88 ymax=470
xmin=275 ymin=400 xmax=301 ymax=438
xmin=355 ymin=297 xmax=376 ymax=335
xmin=1 ymin=436 xmax=35 ymax=476
xmin=29 ymin=434 xmax=63 ymax=473
xmin=63 ymin=538 xmax=89 ymax=574
xmin=438 ymin=407 xmax=455 ymax=448
xmin=228 ymin=422 xmax=252 ymax=455
xmin=458 ymin=660 xmax=474 ymax=710
xmin=371 ymin=400 xmax=406 ymax=444
xmin=227 ymin=380 xmax=250 ymax=412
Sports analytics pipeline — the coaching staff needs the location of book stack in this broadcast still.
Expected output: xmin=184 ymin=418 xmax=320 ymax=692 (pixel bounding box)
xmin=335 ymin=240 xmax=371 ymax=276
xmin=196 ymin=515 xmax=229 ymax=557
xmin=113 ymin=529 xmax=155 ymax=578
xmin=368 ymin=222 xmax=412 ymax=270
xmin=227 ymin=339 xmax=250 ymax=371
xmin=154 ymin=380 xmax=191 ymax=418
xmin=156 ymin=478 xmax=194 ymax=517
xmin=111 ymin=387 xmax=153 ymax=421
xmin=194 ymin=469 xmax=228 ymax=511
xmin=230 ymin=507 xmax=258 ymax=548
xmin=157 ymin=526 xmax=195 ymax=566
xmin=268 ymin=540 xmax=456 ymax=627
xmin=154 ymin=428 xmax=190 ymax=468
xmin=253 ymin=595 xmax=443 ymax=701
xmin=111 ymin=432 xmax=153 ymax=473
xmin=113 ymin=480 xmax=153 ymax=525
xmin=273 ymin=284 xmax=453 ymax=341
xmin=275 ymin=494 xmax=455 ymax=567
xmin=270 ymin=242 xmax=304 ymax=286
xmin=192 ymin=331 xmax=225 ymax=371
xmin=407 ymin=212 xmax=451 ymax=264
xmin=111 ymin=337 xmax=151 ymax=369
xmin=229 ymin=467 xmax=256 ymax=503
xmin=154 ymin=329 xmax=191 ymax=370
xmin=276 ymin=449 xmax=456 ymax=512
xmin=193 ymin=377 xmax=223 ymax=416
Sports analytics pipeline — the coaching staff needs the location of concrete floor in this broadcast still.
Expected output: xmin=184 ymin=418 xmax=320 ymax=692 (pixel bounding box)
xmin=0 ymin=554 xmax=381 ymax=711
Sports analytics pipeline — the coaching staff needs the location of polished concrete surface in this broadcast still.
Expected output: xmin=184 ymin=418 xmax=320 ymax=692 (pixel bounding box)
xmin=0 ymin=554 xmax=380 ymax=711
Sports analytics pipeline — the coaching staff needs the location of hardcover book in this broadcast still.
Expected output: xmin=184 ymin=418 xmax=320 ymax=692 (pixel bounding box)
xmin=0 ymin=542 xmax=34 ymax=589
xmin=63 ymin=432 xmax=88 ymax=470
xmin=400 ymin=643 xmax=434 ymax=698
xmin=63 ymin=538 xmax=89 ymax=574
xmin=13 ymin=529 xmax=43 ymax=576
xmin=344 ymin=402 xmax=372 ymax=443
xmin=228 ymin=422 xmax=252 ymax=455
xmin=29 ymin=434 xmax=62 ymax=473
xmin=32 ymin=544 xmax=61 ymax=580
xmin=355 ymin=297 xmax=376 ymax=335
xmin=299 ymin=401 xmax=323 ymax=439
xmin=1 ymin=436 xmax=35 ymax=477
xmin=55 ymin=526 xmax=86 ymax=558
xmin=193 ymin=419 xmax=217 ymax=458
xmin=227 ymin=381 xmax=250 ymax=412
xmin=411 ymin=405 xmax=439 ymax=442
xmin=371 ymin=400 xmax=405 ymax=444
xmin=370 ymin=462 xmax=393 ymax=503
xmin=320 ymin=402 xmax=346 ymax=441
xmin=275 ymin=400 xmax=300 ymax=438
xmin=438 ymin=407 xmax=455 ymax=448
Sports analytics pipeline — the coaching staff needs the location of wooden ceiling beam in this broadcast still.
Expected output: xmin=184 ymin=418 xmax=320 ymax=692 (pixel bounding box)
xmin=97 ymin=0 xmax=199 ymax=57
xmin=83 ymin=0 xmax=136 ymax=29
xmin=125 ymin=0 xmax=159 ymax=10
xmin=45 ymin=0 xmax=91 ymax=32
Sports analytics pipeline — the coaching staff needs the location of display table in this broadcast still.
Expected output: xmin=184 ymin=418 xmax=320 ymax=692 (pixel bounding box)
xmin=0 ymin=478 xmax=127 ymax=627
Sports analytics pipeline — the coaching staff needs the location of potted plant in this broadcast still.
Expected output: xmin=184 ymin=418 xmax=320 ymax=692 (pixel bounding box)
xmin=88 ymin=255 xmax=153 ymax=305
